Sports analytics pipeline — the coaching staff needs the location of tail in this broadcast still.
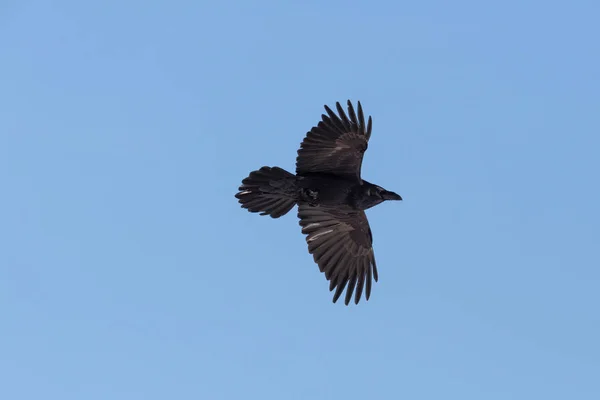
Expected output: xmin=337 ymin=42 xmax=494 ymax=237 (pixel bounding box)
xmin=235 ymin=166 xmax=298 ymax=218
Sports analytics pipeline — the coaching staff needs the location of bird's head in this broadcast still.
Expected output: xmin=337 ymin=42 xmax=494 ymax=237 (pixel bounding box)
xmin=359 ymin=182 xmax=402 ymax=210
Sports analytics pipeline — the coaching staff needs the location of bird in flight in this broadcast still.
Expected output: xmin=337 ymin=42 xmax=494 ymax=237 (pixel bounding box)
xmin=235 ymin=100 xmax=402 ymax=305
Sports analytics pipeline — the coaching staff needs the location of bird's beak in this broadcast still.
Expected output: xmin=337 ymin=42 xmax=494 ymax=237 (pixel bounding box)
xmin=382 ymin=190 xmax=402 ymax=201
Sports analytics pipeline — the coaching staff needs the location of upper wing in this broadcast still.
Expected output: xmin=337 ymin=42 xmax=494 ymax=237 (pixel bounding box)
xmin=298 ymin=204 xmax=378 ymax=305
xmin=296 ymin=100 xmax=373 ymax=180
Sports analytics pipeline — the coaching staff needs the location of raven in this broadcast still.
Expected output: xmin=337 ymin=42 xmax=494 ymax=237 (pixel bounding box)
xmin=235 ymin=100 xmax=402 ymax=305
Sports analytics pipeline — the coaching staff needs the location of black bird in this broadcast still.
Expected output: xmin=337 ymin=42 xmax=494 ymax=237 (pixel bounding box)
xmin=235 ymin=100 xmax=402 ymax=305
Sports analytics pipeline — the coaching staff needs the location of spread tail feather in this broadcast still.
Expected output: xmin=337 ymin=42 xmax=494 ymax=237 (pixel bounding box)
xmin=235 ymin=166 xmax=297 ymax=218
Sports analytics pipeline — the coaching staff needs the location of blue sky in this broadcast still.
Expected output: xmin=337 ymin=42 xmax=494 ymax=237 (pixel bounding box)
xmin=1 ymin=1 xmax=599 ymax=399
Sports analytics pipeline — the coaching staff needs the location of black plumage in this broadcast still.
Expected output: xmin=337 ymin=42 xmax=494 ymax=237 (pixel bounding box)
xmin=235 ymin=100 xmax=402 ymax=305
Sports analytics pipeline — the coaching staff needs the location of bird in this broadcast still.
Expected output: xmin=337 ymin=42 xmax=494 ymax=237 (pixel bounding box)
xmin=235 ymin=100 xmax=402 ymax=305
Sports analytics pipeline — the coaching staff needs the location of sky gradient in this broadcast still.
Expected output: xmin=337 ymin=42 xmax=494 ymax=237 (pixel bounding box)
xmin=2 ymin=1 xmax=599 ymax=399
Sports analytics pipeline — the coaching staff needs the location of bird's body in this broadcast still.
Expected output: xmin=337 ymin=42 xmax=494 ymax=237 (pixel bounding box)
xmin=235 ymin=100 xmax=402 ymax=305
xmin=297 ymin=173 xmax=358 ymax=207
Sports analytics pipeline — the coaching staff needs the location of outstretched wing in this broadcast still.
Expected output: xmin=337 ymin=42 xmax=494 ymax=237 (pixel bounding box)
xmin=298 ymin=204 xmax=378 ymax=305
xmin=296 ymin=100 xmax=373 ymax=180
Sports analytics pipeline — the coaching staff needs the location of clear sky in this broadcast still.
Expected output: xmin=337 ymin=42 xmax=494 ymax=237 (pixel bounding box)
xmin=2 ymin=1 xmax=599 ymax=399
